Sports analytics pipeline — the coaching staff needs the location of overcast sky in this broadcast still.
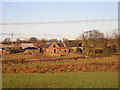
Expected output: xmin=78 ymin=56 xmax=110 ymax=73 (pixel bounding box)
xmin=0 ymin=2 xmax=118 ymax=41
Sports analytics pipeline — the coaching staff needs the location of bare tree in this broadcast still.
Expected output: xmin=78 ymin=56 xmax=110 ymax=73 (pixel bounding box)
xmin=2 ymin=38 xmax=11 ymax=44
xmin=111 ymin=29 xmax=119 ymax=39
xmin=2 ymin=38 xmax=11 ymax=42
xmin=62 ymin=38 xmax=69 ymax=42
xmin=29 ymin=37 xmax=38 ymax=43
xmin=49 ymin=38 xmax=58 ymax=42
xmin=77 ymin=30 xmax=105 ymax=54
xmin=39 ymin=38 xmax=48 ymax=43
xmin=110 ymin=29 xmax=119 ymax=52
xmin=83 ymin=30 xmax=104 ymax=39
xmin=16 ymin=38 xmax=21 ymax=45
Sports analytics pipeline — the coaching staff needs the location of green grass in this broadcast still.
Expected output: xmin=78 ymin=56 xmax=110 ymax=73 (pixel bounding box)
xmin=2 ymin=72 xmax=118 ymax=88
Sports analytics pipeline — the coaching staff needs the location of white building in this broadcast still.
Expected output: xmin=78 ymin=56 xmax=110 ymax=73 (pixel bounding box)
xmin=21 ymin=43 xmax=34 ymax=48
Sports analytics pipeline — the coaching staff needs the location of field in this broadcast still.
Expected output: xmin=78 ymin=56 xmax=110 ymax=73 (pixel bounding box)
xmin=2 ymin=53 xmax=119 ymax=88
xmin=2 ymin=55 xmax=118 ymax=73
xmin=2 ymin=72 xmax=118 ymax=88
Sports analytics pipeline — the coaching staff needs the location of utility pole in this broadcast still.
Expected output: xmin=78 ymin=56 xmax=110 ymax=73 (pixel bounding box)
xmin=11 ymin=33 xmax=13 ymax=45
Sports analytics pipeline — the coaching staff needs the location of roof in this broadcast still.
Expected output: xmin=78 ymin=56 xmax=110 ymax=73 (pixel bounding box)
xmin=58 ymin=47 xmax=69 ymax=49
xmin=64 ymin=41 xmax=79 ymax=47
xmin=24 ymin=47 xmax=38 ymax=50
xmin=57 ymin=43 xmax=64 ymax=47
xmin=41 ymin=42 xmax=64 ymax=48
xmin=21 ymin=43 xmax=34 ymax=47
xmin=41 ymin=41 xmax=79 ymax=48
xmin=41 ymin=44 xmax=51 ymax=48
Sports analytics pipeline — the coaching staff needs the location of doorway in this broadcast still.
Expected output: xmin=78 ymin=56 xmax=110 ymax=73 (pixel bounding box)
xmin=54 ymin=49 xmax=56 ymax=53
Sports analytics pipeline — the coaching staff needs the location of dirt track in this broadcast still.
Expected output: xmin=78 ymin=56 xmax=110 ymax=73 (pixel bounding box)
xmin=2 ymin=61 xmax=119 ymax=73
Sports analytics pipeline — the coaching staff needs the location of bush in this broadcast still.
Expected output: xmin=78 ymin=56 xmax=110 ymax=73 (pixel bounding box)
xmin=103 ymin=48 xmax=115 ymax=56
xmin=2 ymin=42 xmax=11 ymax=45
xmin=76 ymin=48 xmax=82 ymax=53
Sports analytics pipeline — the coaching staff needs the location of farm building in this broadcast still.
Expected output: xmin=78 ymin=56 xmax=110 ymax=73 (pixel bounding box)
xmin=41 ymin=41 xmax=84 ymax=53
xmin=20 ymin=43 xmax=41 ymax=54
xmin=20 ymin=43 xmax=34 ymax=49
xmin=1 ymin=46 xmax=24 ymax=54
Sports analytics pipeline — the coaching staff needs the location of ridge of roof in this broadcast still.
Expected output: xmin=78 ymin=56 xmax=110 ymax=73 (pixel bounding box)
xmin=41 ymin=41 xmax=80 ymax=48
xmin=64 ymin=41 xmax=79 ymax=47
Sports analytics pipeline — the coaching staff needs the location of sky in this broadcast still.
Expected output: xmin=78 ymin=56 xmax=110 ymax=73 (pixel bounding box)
xmin=0 ymin=2 xmax=118 ymax=41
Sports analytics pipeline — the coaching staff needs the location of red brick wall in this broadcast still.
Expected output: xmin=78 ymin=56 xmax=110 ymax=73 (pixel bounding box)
xmin=47 ymin=42 xmax=60 ymax=53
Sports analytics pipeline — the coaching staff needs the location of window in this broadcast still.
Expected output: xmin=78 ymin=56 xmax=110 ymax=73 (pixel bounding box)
xmin=64 ymin=50 xmax=66 ymax=52
xmin=54 ymin=49 xmax=56 ymax=53
xmin=53 ymin=45 xmax=56 ymax=47
xmin=60 ymin=50 xmax=61 ymax=51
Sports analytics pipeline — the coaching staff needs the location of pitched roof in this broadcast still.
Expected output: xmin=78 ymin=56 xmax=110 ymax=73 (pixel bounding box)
xmin=58 ymin=47 xmax=69 ymax=49
xmin=64 ymin=41 xmax=79 ymax=47
xmin=41 ymin=44 xmax=51 ymax=48
xmin=57 ymin=43 xmax=64 ymax=47
xmin=41 ymin=42 xmax=65 ymax=48
xmin=41 ymin=41 xmax=79 ymax=48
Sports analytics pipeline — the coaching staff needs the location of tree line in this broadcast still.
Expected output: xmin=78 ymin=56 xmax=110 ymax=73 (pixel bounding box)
xmin=1 ymin=29 xmax=119 ymax=49
xmin=76 ymin=29 xmax=119 ymax=56
xmin=1 ymin=29 xmax=119 ymax=56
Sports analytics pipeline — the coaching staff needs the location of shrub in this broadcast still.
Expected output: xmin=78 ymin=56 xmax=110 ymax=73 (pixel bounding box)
xmin=76 ymin=48 xmax=82 ymax=53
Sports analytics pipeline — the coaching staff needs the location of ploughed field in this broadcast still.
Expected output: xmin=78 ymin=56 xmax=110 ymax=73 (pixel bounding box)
xmin=2 ymin=53 xmax=119 ymax=73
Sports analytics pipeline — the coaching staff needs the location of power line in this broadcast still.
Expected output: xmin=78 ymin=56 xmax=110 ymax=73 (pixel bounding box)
xmin=0 ymin=19 xmax=118 ymax=25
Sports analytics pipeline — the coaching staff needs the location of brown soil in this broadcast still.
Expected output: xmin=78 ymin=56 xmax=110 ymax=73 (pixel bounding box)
xmin=2 ymin=61 xmax=119 ymax=73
